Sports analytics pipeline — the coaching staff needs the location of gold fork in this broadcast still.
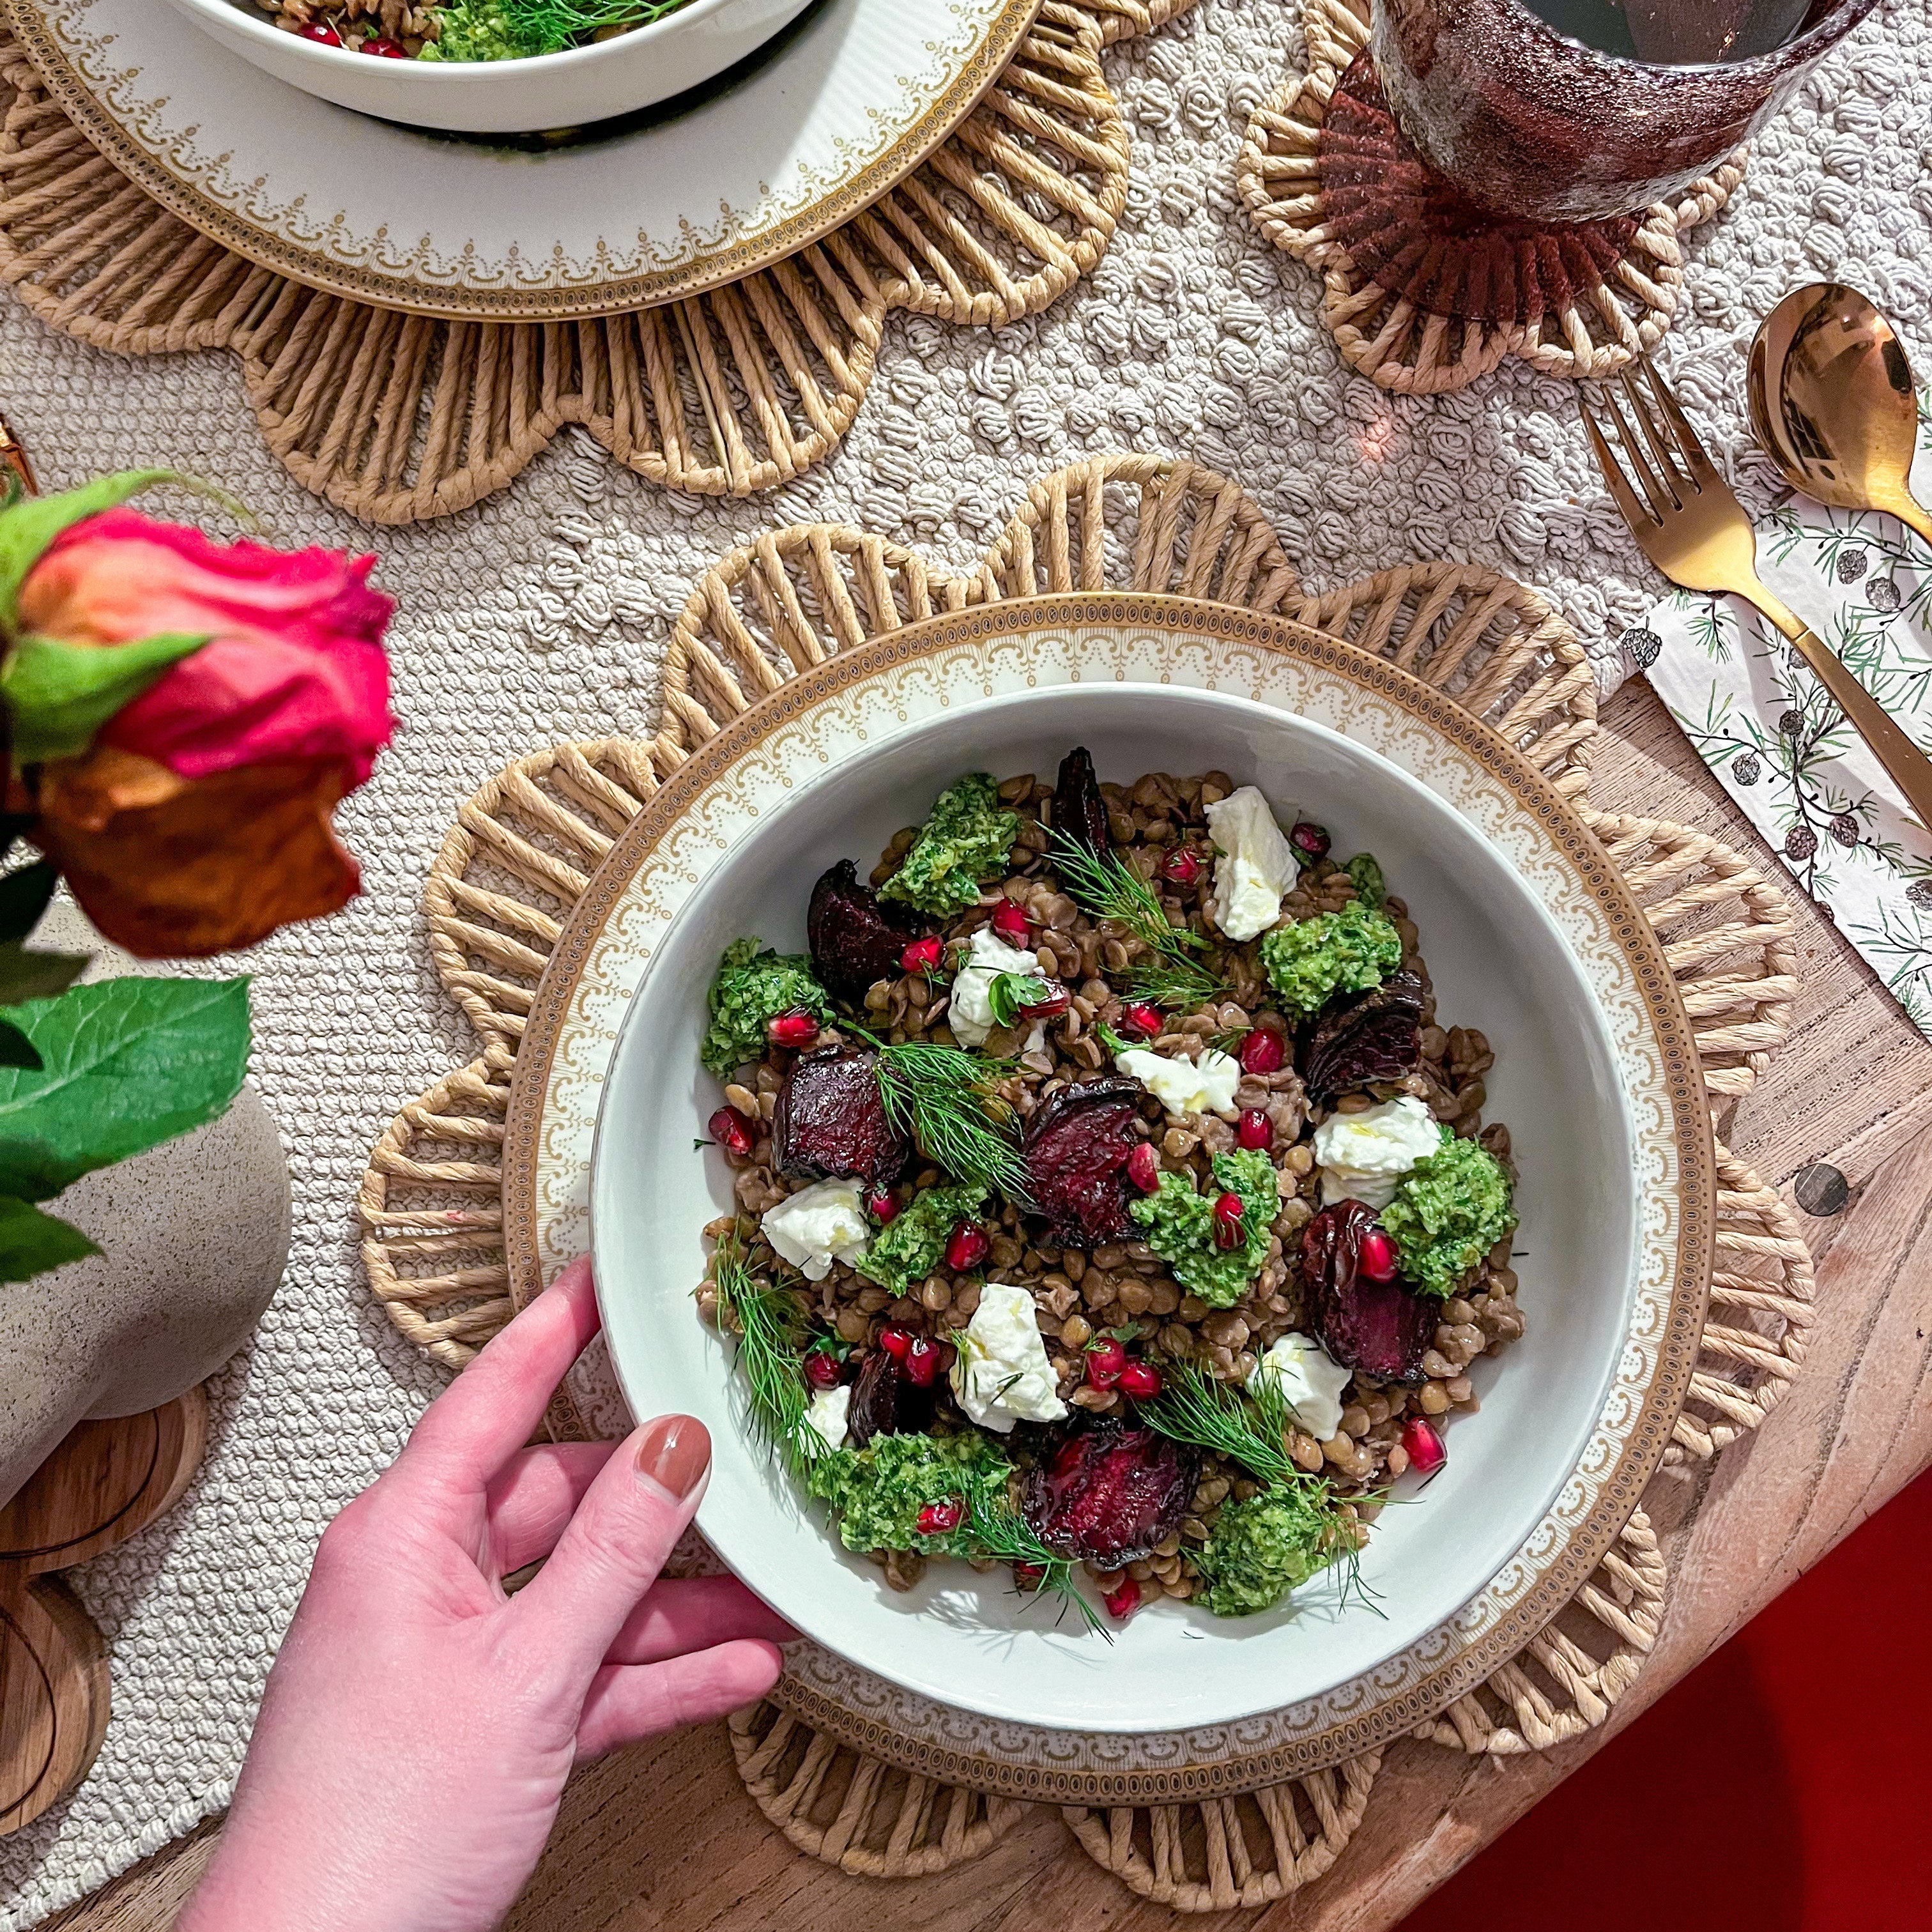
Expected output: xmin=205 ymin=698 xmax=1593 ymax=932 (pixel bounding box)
xmin=1579 ymin=358 xmax=1932 ymax=829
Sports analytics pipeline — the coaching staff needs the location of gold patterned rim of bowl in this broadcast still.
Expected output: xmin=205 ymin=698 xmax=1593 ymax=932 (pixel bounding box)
xmin=500 ymin=592 xmax=1715 ymax=1799
xmin=0 ymin=0 xmax=1041 ymax=321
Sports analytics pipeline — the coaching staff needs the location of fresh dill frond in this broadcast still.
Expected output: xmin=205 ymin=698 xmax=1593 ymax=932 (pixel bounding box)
xmin=709 ymin=1239 xmax=823 ymax=1482
xmin=1142 ymin=1358 xmax=1299 ymax=1490
xmin=856 ymin=1036 xmax=1032 ymax=1205
xmin=964 ymin=1490 xmax=1107 ymax=1637
xmin=1047 ymin=830 xmax=1226 ymax=1008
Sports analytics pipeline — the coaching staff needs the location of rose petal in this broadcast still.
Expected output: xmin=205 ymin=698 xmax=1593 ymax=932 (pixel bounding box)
xmin=35 ymin=756 xmax=362 ymax=956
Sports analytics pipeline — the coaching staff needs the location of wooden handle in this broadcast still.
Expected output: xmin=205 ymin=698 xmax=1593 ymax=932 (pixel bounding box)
xmin=1749 ymin=583 xmax=1932 ymax=832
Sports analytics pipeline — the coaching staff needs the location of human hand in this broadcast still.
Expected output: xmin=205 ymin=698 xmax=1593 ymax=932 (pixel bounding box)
xmin=180 ymin=1256 xmax=791 ymax=1932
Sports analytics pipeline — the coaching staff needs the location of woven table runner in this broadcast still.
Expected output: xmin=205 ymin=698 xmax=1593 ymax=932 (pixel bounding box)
xmin=360 ymin=452 xmax=1811 ymax=1906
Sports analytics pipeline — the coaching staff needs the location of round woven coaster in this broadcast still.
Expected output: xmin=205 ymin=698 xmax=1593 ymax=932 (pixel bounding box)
xmin=357 ymin=452 xmax=1804 ymax=1899
xmin=1235 ymin=0 xmax=1747 ymax=394
xmin=0 ymin=0 xmax=1186 ymax=523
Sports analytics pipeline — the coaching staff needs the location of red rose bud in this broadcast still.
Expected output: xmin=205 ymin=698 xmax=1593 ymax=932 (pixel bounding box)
xmin=1402 ymin=1416 xmax=1447 ymax=1480
xmin=297 ymin=20 xmax=342 ymax=40
xmin=1239 ymin=1027 xmax=1285 ymax=1075
xmin=865 ymin=1188 xmax=900 ymax=1223
xmin=766 ymin=1009 xmax=821 ymax=1050
xmin=1084 ymin=1337 xmax=1126 ymax=1389
xmin=1103 ymin=1575 xmax=1142 ymax=1620
xmin=1160 ymin=847 xmax=1202 ymax=887
xmin=905 ymin=1335 xmax=944 ymax=1388
xmin=706 ymin=1105 xmax=756 ymax=1157
xmin=1013 ymin=1561 xmax=1046 ymax=1590
xmin=916 ymin=1497 xmax=964 ymax=1536
xmin=1121 ymin=1000 xmax=1163 ymax=1038
xmin=877 ymin=1325 xmax=914 ymax=1361
xmin=900 ymin=934 xmax=944 ymax=975
xmin=361 ymin=36 xmax=408 ymax=54
xmin=1020 ymin=979 xmax=1071 ymax=1020
xmin=1236 ymin=1108 xmax=1273 ymax=1152
xmin=990 ymin=898 xmax=1032 ymax=944
xmin=1117 ymin=1360 xmax=1163 ymax=1400
xmin=944 ymin=1222 xmax=990 ymax=1272
xmin=802 ymin=1350 xmax=843 ymax=1390
xmin=16 ymin=502 xmax=395 ymax=956
xmin=1291 ymin=820 xmax=1331 ymax=862
xmin=1358 ymin=1227 xmax=1399 ymax=1282
xmin=1125 ymin=1141 xmax=1161 ymax=1194
xmin=1211 ymin=1192 xmax=1246 ymax=1250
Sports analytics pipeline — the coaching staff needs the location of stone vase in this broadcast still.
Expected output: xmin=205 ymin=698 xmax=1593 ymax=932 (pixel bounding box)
xmin=0 ymin=901 xmax=291 ymax=1508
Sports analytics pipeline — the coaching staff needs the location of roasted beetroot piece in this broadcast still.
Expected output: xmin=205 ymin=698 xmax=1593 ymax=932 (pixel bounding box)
xmin=1301 ymin=1200 xmax=1436 ymax=1383
xmin=1053 ymin=747 xmax=1112 ymax=858
xmin=1022 ymin=1074 xmax=1142 ymax=1244
xmin=772 ymin=1045 xmax=908 ymax=1184
xmin=806 ymin=860 xmax=927 ymax=1000
xmin=848 ymin=1349 xmax=935 ymax=1447
xmin=1022 ymin=1418 xmax=1199 ymax=1566
xmin=1304 ymin=969 xmax=1427 ymax=1099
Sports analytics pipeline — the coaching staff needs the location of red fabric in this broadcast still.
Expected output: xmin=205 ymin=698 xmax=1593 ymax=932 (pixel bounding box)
xmin=1406 ymin=1469 xmax=1932 ymax=1930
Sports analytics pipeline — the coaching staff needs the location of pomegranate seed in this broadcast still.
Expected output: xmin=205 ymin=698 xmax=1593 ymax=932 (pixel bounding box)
xmin=916 ymin=1496 xmax=964 ymax=1536
xmin=1020 ymin=981 xmax=1071 ymax=1020
xmin=803 ymin=1351 xmax=843 ymax=1390
xmin=1239 ymin=1027 xmax=1285 ymax=1074
xmin=1358 ymin=1227 xmax=1399 ymax=1282
xmin=991 ymin=899 xmax=1033 ymax=944
xmin=1236 ymin=1108 xmax=1273 ymax=1151
xmin=1161 ymin=846 xmax=1202 ymax=887
xmin=1103 ymin=1575 xmax=1142 ymax=1620
xmin=1117 ymin=1361 xmax=1163 ymax=1400
xmin=296 ymin=21 xmax=342 ymax=42
xmin=900 ymin=934 xmax=944 ymax=974
xmin=1402 ymin=1416 xmax=1447 ymax=1480
xmin=905 ymin=1335 xmax=944 ymax=1387
xmin=877 ymin=1325 xmax=914 ymax=1361
xmin=1291 ymin=820 xmax=1331 ymax=861
xmin=1211 ymin=1192 xmax=1246 ymax=1250
xmin=360 ymin=36 xmax=408 ymax=56
xmin=1084 ymin=1337 xmax=1126 ymax=1390
xmin=1013 ymin=1560 xmax=1046 ymax=1590
xmin=866 ymin=1188 xmax=900 ymax=1223
xmin=944 ymin=1222 xmax=990 ymax=1272
xmin=706 ymin=1105 xmax=755 ymax=1157
xmin=1125 ymin=1142 xmax=1162 ymax=1194
xmin=766 ymin=1009 xmax=821 ymax=1050
xmin=1120 ymin=1000 xmax=1163 ymax=1038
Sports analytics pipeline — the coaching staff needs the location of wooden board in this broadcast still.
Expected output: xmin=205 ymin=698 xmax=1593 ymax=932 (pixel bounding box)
xmin=40 ymin=678 xmax=1932 ymax=1929
xmin=0 ymin=1392 xmax=207 ymax=1838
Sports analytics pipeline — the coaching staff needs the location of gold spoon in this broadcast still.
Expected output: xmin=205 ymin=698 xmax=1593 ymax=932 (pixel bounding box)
xmin=1748 ymin=282 xmax=1932 ymax=547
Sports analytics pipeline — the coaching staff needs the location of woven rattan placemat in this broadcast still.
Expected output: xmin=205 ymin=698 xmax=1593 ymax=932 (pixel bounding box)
xmin=356 ymin=452 xmax=1810 ymax=1906
xmin=0 ymin=0 xmax=1186 ymax=523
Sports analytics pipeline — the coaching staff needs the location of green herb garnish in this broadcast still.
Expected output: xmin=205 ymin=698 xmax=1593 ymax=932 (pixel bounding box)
xmin=1345 ymin=853 xmax=1387 ymax=910
xmin=1381 ymin=1130 xmax=1516 ymax=1298
xmin=1048 ymin=829 xmax=1226 ymax=1008
xmin=854 ymin=1180 xmax=986 ymax=1294
xmin=421 ymin=0 xmax=688 ymax=61
xmin=857 ymin=1038 xmax=1031 ymax=1204
xmin=709 ymin=1239 xmax=824 ymax=1481
xmin=1257 ymin=901 xmax=1402 ymax=1020
xmin=1126 ymin=1147 xmax=1279 ymax=1308
xmin=985 ymin=970 xmax=1052 ymax=1029
xmin=879 ymin=774 xmax=1022 ymax=917
xmin=700 ymin=938 xmax=831 ymax=1075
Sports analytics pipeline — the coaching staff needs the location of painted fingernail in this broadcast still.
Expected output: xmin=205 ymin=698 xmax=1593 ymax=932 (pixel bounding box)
xmin=635 ymin=1414 xmax=710 ymax=1500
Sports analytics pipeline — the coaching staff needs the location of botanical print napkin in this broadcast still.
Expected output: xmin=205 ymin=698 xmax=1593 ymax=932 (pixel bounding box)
xmin=1631 ymin=418 xmax=1932 ymax=1038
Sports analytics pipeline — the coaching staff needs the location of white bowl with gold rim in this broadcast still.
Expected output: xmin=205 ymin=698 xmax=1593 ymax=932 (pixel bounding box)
xmin=515 ymin=599 xmax=1712 ymax=1783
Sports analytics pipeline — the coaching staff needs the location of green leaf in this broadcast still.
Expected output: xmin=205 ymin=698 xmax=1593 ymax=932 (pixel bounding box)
xmin=0 ymin=1193 xmax=98 ymax=1283
xmin=1 ymin=631 xmax=212 ymax=767
xmin=0 ymin=942 xmax=89 ymax=1004
xmin=985 ymin=970 xmax=1050 ymax=1030
xmin=0 ymin=858 xmax=57 ymax=945
xmin=0 ymin=471 xmax=250 ymax=629
xmin=0 ymin=1021 xmax=38 ymax=1070
xmin=0 ymin=976 xmax=250 ymax=1201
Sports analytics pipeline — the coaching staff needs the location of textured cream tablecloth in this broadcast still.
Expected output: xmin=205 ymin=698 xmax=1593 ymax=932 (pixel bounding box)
xmin=0 ymin=0 xmax=1924 ymax=1920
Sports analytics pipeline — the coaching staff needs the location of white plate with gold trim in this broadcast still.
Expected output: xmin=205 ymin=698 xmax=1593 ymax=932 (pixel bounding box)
xmin=3 ymin=0 xmax=1038 ymax=319
xmin=502 ymin=597 xmax=1713 ymax=1799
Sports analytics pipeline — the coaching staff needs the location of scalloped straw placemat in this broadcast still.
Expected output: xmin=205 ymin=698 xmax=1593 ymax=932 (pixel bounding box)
xmin=0 ymin=0 xmax=1184 ymax=525
xmin=358 ymin=454 xmax=1809 ymax=1908
xmin=1233 ymin=0 xmax=1748 ymax=396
